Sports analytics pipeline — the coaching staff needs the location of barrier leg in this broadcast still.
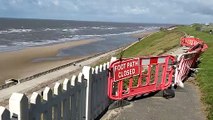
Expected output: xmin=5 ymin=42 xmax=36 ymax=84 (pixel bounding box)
xmin=163 ymin=88 xmax=175 ymax=99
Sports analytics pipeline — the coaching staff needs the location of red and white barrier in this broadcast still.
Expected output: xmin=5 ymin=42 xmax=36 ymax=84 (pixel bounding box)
xmin=181 ymin=37 xmax=208 ymax=52
xmin=180 ymin=37 xmax=203 ymax=47
xmin=108 ymin=36 xmax=208 ymax=100
xmin=175 ymin=37 xmax=208 ymax=87
xmin=108 ymin=56 xmax=175 ymax=100
xmin=175 ymin=51 xmax=200 ymax=87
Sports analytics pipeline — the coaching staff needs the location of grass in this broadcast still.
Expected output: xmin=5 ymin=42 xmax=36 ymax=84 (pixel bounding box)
xmin=176 ymin=25 xmax=213 ymax=120
xmin=120 ymin=30 xmax=184 ymax=58
xmin=94 ymin=29 xmax=184 ymax=66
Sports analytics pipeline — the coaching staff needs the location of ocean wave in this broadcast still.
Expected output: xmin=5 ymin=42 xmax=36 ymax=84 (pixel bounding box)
xmin=0 ymin=38 xmax=77 ymax=52
xmin=62 ymin=28 xmax=80 ymax=33
xmin=11 ymin=38 xmax=73 ymax=47
xmin=79 ymin=27 xmax=87 ymax=29
xmin=70 ymin=27 xmax=159 ymax=40
xmin=68 ymin=35 xmax=99 ymax=40
xmin=0 ymin=45 xmax=25 ymax=52
xmin=60 ymin=26 xmax=117 ymax=32
xmin=0 ymin=26 xmax=159 ymax=52
xmin=43 ymin=28 xmax=57 ymax=31
xmin=91 ymin=26 xmax=117 ymax=30
xmin=0 ymin=45 xmax=8 ymax=48
xmin=105 ymin=26 xmax=159 ymax=36
xmin=0 ymin=29 xmax=32 ymax=34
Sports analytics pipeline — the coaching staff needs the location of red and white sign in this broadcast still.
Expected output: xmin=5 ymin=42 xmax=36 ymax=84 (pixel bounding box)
xmin=112 ymin=58 xmax=140 ymax=81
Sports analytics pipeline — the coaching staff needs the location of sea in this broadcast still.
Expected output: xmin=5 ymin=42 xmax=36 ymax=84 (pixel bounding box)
xmin=0 ymin=18 xmax=172 ymax=58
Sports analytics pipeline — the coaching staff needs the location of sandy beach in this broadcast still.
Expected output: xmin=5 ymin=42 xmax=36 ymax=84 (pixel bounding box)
xmin=0 ymin=39 xmax=98 ymax=85
xmin=0 ymin=30 xmax=156 ymax=85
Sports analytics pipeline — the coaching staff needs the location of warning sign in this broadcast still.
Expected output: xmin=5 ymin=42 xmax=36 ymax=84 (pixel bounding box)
xmin=112 ymin=58 xmax=140 ymax=81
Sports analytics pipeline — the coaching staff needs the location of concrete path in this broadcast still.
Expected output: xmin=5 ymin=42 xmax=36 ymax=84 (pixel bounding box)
xmin=101 ymin=46 xmax=206 ymax=120
xmin=105 ymin=81 xmax=205 ymax=120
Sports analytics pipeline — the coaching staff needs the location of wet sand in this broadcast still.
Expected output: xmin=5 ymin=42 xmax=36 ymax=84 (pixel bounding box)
xmin=0 ymin=39 xmax=98 ymax=85
xmin=0 ymin=30 xmax=157 ymax=85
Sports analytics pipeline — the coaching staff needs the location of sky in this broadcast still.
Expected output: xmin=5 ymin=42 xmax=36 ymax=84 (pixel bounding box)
xmin=0 ymin=0 xmax=212 ymax=24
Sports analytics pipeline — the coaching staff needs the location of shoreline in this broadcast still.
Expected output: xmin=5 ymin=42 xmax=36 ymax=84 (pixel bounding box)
xmin=0 ymin=30 xmax=158 ymax=107
xmin=0 ymin=30 xmax=157 ymax=85
xmin=131 ymin=29 xmax=158 ymax=38
xmin=0 ymin=39 xmax=98 ymax=84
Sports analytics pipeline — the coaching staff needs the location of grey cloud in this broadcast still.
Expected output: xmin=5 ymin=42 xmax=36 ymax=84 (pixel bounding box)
xmin=0 ymin=0 xmax=212 ymax=24
xmin=164 ymin=0 xmax=213 ymax=16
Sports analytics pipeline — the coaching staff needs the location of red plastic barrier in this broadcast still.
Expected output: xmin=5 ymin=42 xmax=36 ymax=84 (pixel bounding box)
xmin=180 ymin=37 xmax=208 ymax=52
xmin=187 ymin=43 xmax=203 ymax=52
xmin=108 ymin=56 xmax=175 ymax=100
xmin=202 ymin=43 xmax=208 ymax=52
xmin=180 ymin=37 xmax=203 ymax=47
xmin=175 ymin=50 xmax=201 ymax=87
xmin=107 ymin=36 xmax=208 ymax=100
xmin=175 ymin=36 xmax=208 ymax=87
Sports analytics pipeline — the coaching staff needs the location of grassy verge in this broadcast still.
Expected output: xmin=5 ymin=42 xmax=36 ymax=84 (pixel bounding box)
xmin=120 ymin=30 xmax=183 ymax=58
xmin=94 ymin=30 xmax=184 ymax=66
xmin=176 ymin=25 xmax=213 ymax=120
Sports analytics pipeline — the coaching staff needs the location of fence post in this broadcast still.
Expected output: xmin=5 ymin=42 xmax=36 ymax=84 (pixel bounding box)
xmin=63 ymin=78 xmax=71 ymax=120
xmin=102 ymin=63 xmax=109 ymax=108
xmin=9 ymin=93 xmax=29 ymax=120
xmin=30 ymin=92 xmax=41 ymax=120
xmin=99 ymin=64 xmax=104 ymax=114
xmin=43 ymin=87 xmax=52 ymax=120
xmin=110 ymin=57 xmax=117 ymax=64
xmin=53 ymin=82 xmax=62 ymax=120
xmin=107 ymin=62 xmax=110 ymax=68
xmin=0 ymin=106 xmax=10 ymax=120
xmin=82 ymin=66 xmax=92 ymax=120
xmin=78 ymin=73 xmax=86 ymax=119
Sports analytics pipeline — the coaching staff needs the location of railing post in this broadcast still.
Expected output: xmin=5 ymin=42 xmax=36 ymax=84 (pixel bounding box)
xmin=43 ymin=87 xmax=52 ymax=120
xmin=82 ymin=66 xmax=92 ymax=120
xmin=9 ymin=93 xmax=29 ymax=120
xmin=0 ymin=107 xmax=10 ymax=120
xmin=78 ymin=73 xmax=86 ymax=119
xmin=110 ymin=57 xmax=117 ymax=63
xmin=30 ymin=92 xmax=41 ymax=120
xmin=53 ymin=82 xmax=62 ymax=120
xmin=63 ymin=78 xmax=71 ymax=120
